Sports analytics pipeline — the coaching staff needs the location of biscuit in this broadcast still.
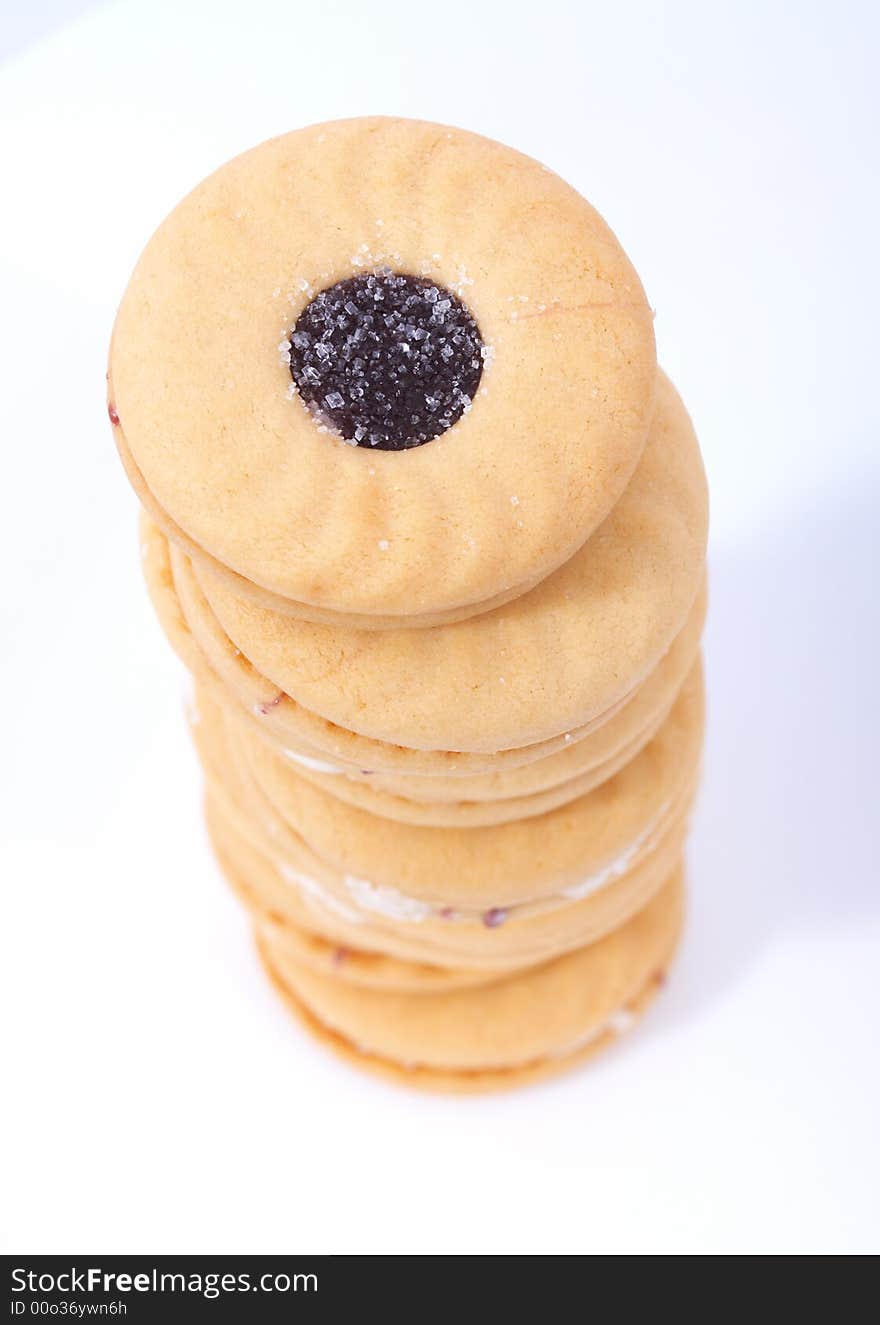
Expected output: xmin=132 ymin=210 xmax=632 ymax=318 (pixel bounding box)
xmin=215 ymin=831 xmax=496 ymax=994
xmin=237 ymin=700 xmax=667 ymax=828
xmin=109 ymin=117 xmax=657 ymax=627
xmin=205 ymin=774 xmax=691 ymax=973
xmin=184 ymin=370 xmax=706 ymax=753
xmin=143 ymin=509 xmax=705 ymax=791
xmin=203 ymin=661 xmax=704 ymax=912
xmin=195 ymin=660 xmax=701 ymax=972
xmin=232 ymin=602 xmax=704 ymax=825
xmin=218 ymin=652 xmax=703 ymax=828
xmin=152 ymin=516 xmax=653 ymax=775
xmin=254 ymin=866 xmax=684 ymax=1092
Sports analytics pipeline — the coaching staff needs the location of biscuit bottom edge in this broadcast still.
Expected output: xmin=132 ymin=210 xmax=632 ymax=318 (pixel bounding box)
xmin=254 ymin=927 xmax=681 ymax=1095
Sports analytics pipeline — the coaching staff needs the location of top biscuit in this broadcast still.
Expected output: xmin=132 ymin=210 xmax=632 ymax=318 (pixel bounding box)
xmin=109 ymin=117 xmax=657 ymax=626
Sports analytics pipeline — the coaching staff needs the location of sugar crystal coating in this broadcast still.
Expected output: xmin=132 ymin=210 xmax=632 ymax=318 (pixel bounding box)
xmin=288 ymin=270 xmax=484 ymax=450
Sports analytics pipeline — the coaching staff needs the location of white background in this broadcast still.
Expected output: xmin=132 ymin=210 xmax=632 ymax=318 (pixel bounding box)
xmin=1 ymin=0 xmax=878 ymax=1255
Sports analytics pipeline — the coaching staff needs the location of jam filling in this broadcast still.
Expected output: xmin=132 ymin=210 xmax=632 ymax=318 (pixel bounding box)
xmin=289 ymin=271 xmax=484 ymax=450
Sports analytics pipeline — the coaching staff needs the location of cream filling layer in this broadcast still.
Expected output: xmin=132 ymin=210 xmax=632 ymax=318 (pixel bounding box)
xmin=276 ymin=861 xmax=365 ymax=926
xmin=559 ymin=809 xmax=668 ymax=901
xmin=268 ymin=807 xmax=670 ymax=928
xmin=545 ymin=1006 xmax=638 ymax=1060
xmin=280 ymin=748 xmax=345 ymax=776
xmin=358 ymin=1002 xmax=642 ymax=1072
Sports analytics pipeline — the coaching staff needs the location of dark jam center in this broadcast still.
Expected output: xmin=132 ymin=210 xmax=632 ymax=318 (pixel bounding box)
xmin=288 ymin=271 xmax=484 ymax=450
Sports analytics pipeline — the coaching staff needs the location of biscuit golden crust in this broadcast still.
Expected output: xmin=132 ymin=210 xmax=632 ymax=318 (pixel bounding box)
xmin=110 ymin=117 xmax=657 ymax=626
xmin=255 ymin=951 xmax=672 ymax=1093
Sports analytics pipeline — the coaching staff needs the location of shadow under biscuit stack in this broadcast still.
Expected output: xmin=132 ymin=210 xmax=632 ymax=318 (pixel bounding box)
xmin=110 ymin=118 xmax=708 ymax=1091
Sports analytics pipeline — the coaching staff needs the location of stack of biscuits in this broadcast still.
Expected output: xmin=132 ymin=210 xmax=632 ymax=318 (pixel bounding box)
xmin=109 ymin=118 xmax=708 ymax=1091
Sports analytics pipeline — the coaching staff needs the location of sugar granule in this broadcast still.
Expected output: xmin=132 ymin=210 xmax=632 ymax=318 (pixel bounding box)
xmin=287 ymin=270 xmax=484 ymax=450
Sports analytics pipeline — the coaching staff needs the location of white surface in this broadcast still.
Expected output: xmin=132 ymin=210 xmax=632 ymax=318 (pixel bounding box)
xmin=1 ymin=0 xmax=878 ymax=1255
